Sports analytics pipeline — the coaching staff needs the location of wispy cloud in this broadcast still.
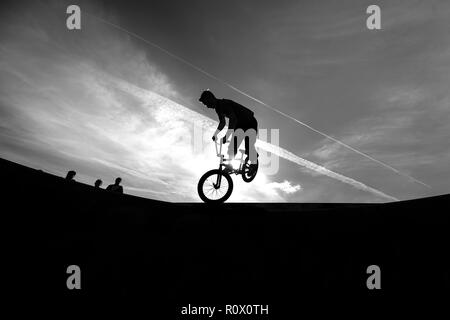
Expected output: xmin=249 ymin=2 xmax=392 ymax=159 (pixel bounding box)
xmin=266 ymin=180 xmax=302 ymax=194
xmin=257 ymin=140 xmax=398 ymax=201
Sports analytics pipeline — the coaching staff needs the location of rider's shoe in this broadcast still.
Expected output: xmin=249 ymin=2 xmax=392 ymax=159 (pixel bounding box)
xmin=247 ymin=153 xmax=259 ymax=175
xmin=248 ymin=163 xmax=257 ymax=175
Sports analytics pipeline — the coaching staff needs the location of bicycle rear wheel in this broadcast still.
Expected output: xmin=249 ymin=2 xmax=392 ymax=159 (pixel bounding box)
xmin=198 ymin=169 xmax=233 ymax=203
xmin=242 ymin=157 xmax=258 ymax=182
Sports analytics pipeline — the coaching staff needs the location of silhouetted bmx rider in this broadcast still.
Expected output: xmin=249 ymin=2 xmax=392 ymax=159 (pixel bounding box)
xmin=199 ymin=90 xmax=259 ymax=175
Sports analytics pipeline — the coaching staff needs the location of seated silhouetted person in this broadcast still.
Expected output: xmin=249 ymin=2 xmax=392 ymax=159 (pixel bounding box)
xmin=65 ymin=170 xmax=76 ymax=182
xmin=106 ymin=177 xmax=123 ymax=194
xmin=94 ymin=179 xmax=103 ymax=188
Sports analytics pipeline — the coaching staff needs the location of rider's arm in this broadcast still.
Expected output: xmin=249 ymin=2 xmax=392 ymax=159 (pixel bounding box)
xmin=224 ymin=110 xmax=237 ymax=142
xmin=214 ymin=109 xmax=226 ymax=136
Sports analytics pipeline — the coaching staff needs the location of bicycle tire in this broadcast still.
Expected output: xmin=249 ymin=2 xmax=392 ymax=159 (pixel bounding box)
xmin=198 ymin=169 xmax=234 ymax=203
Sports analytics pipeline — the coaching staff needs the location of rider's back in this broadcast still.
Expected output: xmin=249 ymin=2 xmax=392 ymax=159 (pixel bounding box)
xmin=217 ymin=99 xmax=254 ymax=120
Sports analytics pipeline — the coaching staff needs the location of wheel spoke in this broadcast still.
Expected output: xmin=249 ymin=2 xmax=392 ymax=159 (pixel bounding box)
xmin=202 ymin=173 xmax=230 ymax=201
xmin=209 ymin=187 xmax=216 ymax=196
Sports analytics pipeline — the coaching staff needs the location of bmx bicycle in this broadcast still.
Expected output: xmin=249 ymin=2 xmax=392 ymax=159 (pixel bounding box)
xmin=197 ymin=139 xmax=259 ymax=204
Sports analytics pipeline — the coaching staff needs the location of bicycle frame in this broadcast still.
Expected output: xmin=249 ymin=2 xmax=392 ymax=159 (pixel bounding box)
xmin=214 ymin=139 xmax=246 ymax=187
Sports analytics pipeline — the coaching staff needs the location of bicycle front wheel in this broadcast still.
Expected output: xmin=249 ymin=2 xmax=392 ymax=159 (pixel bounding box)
xmin=197 ymin=169 xmax=233 ymax=204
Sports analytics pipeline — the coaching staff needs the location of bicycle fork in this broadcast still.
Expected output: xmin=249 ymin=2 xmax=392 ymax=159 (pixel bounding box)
xmin=213 ymin=160 xmax=225 ymax=189
xmin=214 ymin=172 xmax=222 ymax=189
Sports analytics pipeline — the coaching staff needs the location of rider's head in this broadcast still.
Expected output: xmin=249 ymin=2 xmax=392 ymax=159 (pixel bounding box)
xmin=199 ymin=90 xmax=217 ymax=108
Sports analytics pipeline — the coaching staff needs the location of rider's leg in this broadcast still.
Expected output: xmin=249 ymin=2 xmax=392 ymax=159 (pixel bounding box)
xmin=245 ymin=118 xmax=258 ymax=164
xmin=227 ymin=130 xmax=245 ymax=160
xmin=245 ymin=129 xmax=258 ymax=163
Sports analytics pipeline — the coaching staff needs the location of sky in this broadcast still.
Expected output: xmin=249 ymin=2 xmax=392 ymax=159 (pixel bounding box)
xmin=0 ymin=0 xmax=449 ymax=202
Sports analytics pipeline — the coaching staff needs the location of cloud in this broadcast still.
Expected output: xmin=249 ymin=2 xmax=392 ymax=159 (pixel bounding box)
xmin=266 ymin=180 xmax=301 ymax=194
xmin=257 ymin=140 xmax=398 ymax=201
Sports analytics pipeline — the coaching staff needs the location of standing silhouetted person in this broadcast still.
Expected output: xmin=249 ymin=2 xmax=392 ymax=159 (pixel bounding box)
xmin=65 ymin=170 xmax=76 ymax=181
xmin=106 ymin=177 xmax=123 ymax=194
xmin=94 ymin=179 xmax=103 ymax=188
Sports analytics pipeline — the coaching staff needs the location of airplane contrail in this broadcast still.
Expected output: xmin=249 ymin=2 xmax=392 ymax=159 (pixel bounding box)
xmin=256 ymin=140 xmax=399 ymax=202
xmin=105 ymin=74 xmax=398 ymax=202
